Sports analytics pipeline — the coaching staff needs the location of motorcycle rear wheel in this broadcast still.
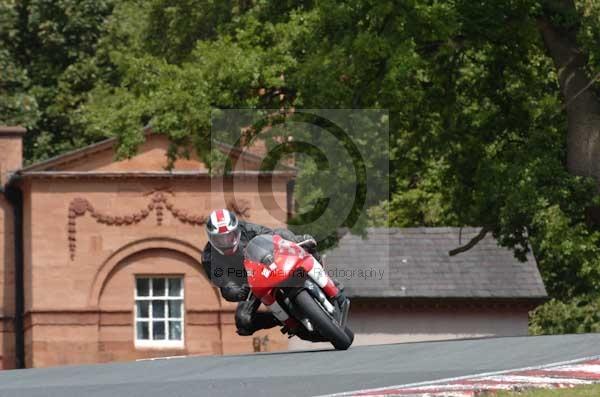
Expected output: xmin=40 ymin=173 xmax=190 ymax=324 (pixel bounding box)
xmin=294 ymin=290 xmax=353 ymax=350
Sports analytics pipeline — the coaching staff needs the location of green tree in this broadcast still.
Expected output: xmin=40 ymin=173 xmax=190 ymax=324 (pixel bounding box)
xmin=80 ymin=0 xmax=397 ymax=243
xmin=0 ymin=0 xmax=115 ymax=162
xmin=0 ymin=1 xmax=38 ymax=126
xmin=83 ymin=2 xmax=598 ymax=263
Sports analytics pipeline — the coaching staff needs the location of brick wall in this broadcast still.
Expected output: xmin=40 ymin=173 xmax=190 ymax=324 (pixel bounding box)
xmin=20 ymin=176 xmax=290 ymax=367
xmin=0 ymin=127 xmax=25 ymax=186
xmin=0 ymin=126 xmax=23 ymax=369
xmin=0 ymin=194 xmax=16 ymax=369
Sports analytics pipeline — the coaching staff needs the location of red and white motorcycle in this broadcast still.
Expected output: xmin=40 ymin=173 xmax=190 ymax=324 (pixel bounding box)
xmin=244 ymin=234 xmax=353 ymax=350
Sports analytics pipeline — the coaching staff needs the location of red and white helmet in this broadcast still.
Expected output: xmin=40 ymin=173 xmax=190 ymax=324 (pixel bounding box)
xmin=206 ymin=209 xmax=241 ymax=255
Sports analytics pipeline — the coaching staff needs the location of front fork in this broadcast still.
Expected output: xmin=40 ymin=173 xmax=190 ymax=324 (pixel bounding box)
xmin=304 ymin=280 xmax=335 ymax=314
xmin=305 ymin=257 xmax=340 ymax=299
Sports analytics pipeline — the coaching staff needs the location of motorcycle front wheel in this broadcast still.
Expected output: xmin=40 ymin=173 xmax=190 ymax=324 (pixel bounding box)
xmin=294 ymin=290 xmax=353 ymax=350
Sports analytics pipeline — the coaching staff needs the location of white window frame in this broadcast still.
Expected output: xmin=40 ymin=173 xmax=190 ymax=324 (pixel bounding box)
xmin=134 ymin=276 xmax=185 ymax=349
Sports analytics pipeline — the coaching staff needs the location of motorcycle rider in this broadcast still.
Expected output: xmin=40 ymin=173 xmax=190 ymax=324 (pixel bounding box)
xmin=202 ymin=208 xmax=345 ymax=338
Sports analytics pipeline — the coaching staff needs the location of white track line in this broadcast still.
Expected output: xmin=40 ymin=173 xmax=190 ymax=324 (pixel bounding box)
xmin=316 ymin=355 xmax=600 ymax=397
xmin=136 ymin=355 xmax=188 ymax=362
xmin=549 ymin=364 xmax=600 ymax=373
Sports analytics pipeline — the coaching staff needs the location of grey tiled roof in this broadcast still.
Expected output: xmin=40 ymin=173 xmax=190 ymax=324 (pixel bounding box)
xmin=323 ymin=227 xmax=548 ymax=299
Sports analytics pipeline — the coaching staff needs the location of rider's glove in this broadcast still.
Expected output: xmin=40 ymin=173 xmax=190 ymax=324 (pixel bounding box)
xmin=299 ymin=234 xmax=317 ymax=249
xmin=221 ymin=282 xmax=250 ymax=302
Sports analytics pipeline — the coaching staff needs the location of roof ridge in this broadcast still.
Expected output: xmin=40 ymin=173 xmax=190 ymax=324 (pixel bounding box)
xmin=326 ymin=227 xmax=547 ymax=299
xmin=20 ymin=137 xmax=116 ymax=172
xmin=364 ymin=226 xmax=486 ymax=233
xmin=19 ymin=130 xmax=297 ymax=173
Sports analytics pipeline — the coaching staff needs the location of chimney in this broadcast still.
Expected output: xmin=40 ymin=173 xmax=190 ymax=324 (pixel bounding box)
xmin=0 ymin=126 xmax=26 ymax=186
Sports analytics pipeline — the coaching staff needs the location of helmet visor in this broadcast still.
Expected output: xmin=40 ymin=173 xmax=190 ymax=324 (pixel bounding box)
xmin=210 ymin=228 xmax=241 ymax=253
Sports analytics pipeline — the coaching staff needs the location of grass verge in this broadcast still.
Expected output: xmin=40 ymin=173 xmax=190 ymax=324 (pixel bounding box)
xmin=491 ymin=384 xmax=600 ymax=397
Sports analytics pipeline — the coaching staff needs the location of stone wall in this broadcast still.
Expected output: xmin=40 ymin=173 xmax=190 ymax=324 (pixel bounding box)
xmin=289 ymin=300 xmax=531 ymax=350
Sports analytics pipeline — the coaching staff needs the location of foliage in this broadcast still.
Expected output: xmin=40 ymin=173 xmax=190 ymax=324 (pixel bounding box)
xmin=0 ymin=1 xmax=38 ymax=126
xmin=0 ymin=0 xmax=115 ymax=162
xmin=76 ymin=1 xmax=393 ymax=244
xmin=530 ymin=295 xmax=600 ymax=335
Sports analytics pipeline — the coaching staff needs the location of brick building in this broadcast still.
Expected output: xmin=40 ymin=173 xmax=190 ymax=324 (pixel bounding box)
xmin=0 ymin=126 xmax=294 ymax=369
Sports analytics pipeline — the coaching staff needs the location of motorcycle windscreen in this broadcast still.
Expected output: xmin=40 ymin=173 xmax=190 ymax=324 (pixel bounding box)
xmin=244 ymin=234 xmax=275 ymax=265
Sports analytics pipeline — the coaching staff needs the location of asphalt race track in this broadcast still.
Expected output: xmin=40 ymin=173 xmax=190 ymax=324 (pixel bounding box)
xmin=1 ymin=334 xmax=600 ymax=397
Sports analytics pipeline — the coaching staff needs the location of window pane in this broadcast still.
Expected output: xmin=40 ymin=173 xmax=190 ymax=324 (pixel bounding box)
xmin=137 ymin=321 xmax=149 ymax=340
xmin=153 ymin=321 xmax=165 ymax=340
xmin=168 ymin=300 xmax=182 ymax=318
xmin=136 ymin=278 xmax=150 ymax=297
xmin=152 ymin=279 xmax=166 ymax=296
xmin=152 ymin=300 xmax=165 ymax=318
xmin=169 ymin=321 xmax=182 ymax=340
xmin=136 ymin=301 xmax=149 ymax=318
xmin=168 ymin=278 xmax=182 ymax=297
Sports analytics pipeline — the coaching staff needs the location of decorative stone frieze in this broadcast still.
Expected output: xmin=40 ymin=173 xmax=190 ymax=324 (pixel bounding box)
xmin=67 ymin=192 xmax=249 ymax=260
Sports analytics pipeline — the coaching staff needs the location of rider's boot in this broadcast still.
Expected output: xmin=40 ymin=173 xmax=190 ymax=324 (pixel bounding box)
xmin=235 ymin=298 xmax=279 ymax=336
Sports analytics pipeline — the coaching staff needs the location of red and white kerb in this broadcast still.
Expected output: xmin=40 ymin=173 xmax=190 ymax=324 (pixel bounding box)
xmin=319 ymin=356 xmax=600 ymax=397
